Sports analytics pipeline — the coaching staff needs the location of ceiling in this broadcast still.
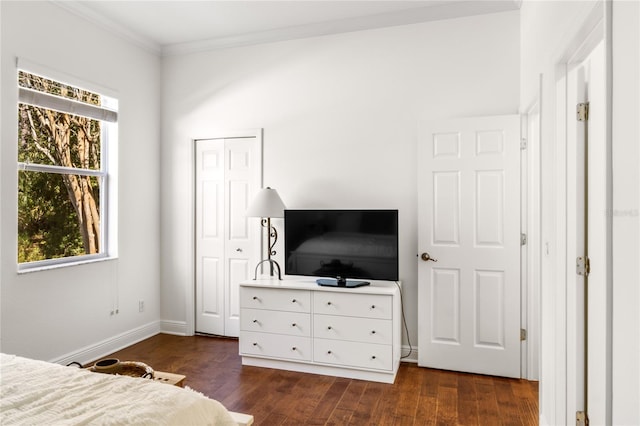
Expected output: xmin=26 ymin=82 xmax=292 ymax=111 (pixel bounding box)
xmin=54 ymin=0 xmax=521 ymax=56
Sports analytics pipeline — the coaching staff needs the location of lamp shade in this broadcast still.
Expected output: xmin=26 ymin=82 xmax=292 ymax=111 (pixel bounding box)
xmin=246 ymin=187 xmax=286 ymax=218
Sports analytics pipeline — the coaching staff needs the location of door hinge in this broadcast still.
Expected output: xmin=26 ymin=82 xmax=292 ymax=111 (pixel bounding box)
xmin=576 ymin=410 xmax=589 ymax=426
xmin=521 ymin=233 xmax=527 ymax=246
xmin=521 ymin=138 xmax=527 ymax=150
xmin=520 ymin=329 xmax=527 ymax=341
xmin=576 ymin=256 xmax=591 ymax=277
xmin=577 ymin=103 xmax=589 ymax=121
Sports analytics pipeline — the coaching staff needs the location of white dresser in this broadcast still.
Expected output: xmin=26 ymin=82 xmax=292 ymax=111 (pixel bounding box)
xmin=239 ymin=277 xmax=401 ymax=383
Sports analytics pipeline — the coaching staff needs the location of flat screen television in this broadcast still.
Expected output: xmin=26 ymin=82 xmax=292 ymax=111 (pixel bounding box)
xmin=284 ymin=209 xmax=398 ymax=287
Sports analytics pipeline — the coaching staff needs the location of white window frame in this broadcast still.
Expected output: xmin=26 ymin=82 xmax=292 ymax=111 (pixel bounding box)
xmin=16 ymin=62 xmax=118 ymax=272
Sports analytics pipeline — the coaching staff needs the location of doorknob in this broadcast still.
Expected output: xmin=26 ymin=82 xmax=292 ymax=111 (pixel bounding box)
xmin=421 ymin=252 xmax=438 ymax=262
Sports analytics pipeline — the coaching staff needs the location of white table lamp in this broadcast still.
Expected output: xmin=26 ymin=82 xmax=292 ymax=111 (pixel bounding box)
xmin=246 ymin=187 xmax=286 ymax=279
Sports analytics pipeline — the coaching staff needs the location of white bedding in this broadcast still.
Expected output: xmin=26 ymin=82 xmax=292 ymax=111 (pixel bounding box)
xmin=0 ymin=353 xmax=237 ymax=425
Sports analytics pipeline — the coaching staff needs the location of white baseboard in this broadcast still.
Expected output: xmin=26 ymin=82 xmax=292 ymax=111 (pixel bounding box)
xmin=160 ymin=320 xmax=188 ymax=336
xmin=50 ymin=321 xmax=161 ymax=366
xmin=50 ymin=323 xmax=417 ymax=370
xmin=400 ymin=344 xmax=418 ymax=363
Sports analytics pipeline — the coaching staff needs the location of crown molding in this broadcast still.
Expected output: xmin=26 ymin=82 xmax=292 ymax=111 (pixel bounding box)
xmin=51 ymin=0 xmax=162 ymax=56
xmin=51 ymin=0 xmax=520 ymax=58
xmin=162 ymin=0 xmax=520 ymax=56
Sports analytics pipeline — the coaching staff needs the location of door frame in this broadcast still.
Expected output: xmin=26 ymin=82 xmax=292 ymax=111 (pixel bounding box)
xmin=551 ymin=2 xmax=612 ymax=423
xmin=522 ymin=87 xmax=542 ymax=381
xmin=186 ymin=129 xmax=263 ymax=337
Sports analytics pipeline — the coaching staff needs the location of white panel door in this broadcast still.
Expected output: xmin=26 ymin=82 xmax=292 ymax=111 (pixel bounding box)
xmin=417 ymin=115 xmax=521 ymax=378
xmin=223 ymin=139 xmax=261 ymax=336
xmin=195 ymin=139 xmax=225 ymax=336
xmin=195 ymin=137 xmax=261 ymax=337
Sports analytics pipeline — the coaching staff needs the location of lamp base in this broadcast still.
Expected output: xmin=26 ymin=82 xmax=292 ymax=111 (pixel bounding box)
xmin=253 ymin=259 xmax=282 ymax=280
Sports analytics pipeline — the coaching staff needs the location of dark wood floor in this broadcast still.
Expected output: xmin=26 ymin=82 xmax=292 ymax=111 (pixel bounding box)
xmin=99 ymin=333 xmax=538 ymax=425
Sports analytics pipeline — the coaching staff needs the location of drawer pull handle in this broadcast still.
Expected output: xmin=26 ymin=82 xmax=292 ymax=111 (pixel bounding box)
xmin=371 ymin=330 xmax=376 ymax=334
xmin=327 ymin=351 xmax=332 ymax=355
xmin=371 ymin=305 xmax=376 ymax=309
xmin=252 ymin=296 xmax=259 ymax=300
xmin=327 ymin=326 xmax=332 ymax=330
xmin=291 ymin=323 xmax=297 ymax=327
xmin=327 ymin=302 xmax=332 ymax=306
xmin=252 ymin=342 xmax=258 ymax=346
xmin=371 ymin=355 xmax=377 ymax=360
xmin=252 ymin=319 xmax=258 ymax=323
xmin=292 ymin=299 xmax=297 ymax=303
xmin=292 ymin=347 xmax=297 ymax=351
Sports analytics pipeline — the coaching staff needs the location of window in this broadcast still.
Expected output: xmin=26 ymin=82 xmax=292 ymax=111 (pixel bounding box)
xmin=17 ymin=70 xmax=117 ymax=270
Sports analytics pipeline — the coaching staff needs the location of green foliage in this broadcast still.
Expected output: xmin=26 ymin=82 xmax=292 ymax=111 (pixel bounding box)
xmin=17 ymin=171 xmax=86 ymax=263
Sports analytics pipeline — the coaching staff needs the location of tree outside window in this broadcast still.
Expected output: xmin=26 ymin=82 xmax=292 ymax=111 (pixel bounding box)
xmin=17 ymin=71 xmax=116 ymax=267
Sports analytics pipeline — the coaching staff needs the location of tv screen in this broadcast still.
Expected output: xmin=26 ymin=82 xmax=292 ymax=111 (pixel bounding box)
xmin=284 ymin=210 xmax=399 ymax=282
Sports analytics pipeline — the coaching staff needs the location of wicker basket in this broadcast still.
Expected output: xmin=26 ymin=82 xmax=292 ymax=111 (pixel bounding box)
xmin=89 ymin=360 xmax=154 ymax=379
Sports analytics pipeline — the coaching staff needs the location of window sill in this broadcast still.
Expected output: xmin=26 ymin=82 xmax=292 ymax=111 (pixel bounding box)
xmin=17 ymin=255 xmax=118 ymax=274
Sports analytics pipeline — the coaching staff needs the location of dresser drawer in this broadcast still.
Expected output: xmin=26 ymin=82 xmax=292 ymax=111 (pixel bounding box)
xmin=314 ymin=292 xmax=392 ymax=319
xmin=240 ymin=331 xmax=312 ymax=361
xmin=313 ymin=339 xmax=392 ymax=371
xmin=313 ymin=314 xmax=392 ymax=345
xmin=241 ymin=308 xmax=311 ymax=337
xmin=240 ymin=287 xmax=311 ymax=313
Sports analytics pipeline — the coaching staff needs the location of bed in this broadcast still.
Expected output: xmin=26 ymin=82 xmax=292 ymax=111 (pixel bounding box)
xmin=0 ymin=353 xmax=253 ymax=425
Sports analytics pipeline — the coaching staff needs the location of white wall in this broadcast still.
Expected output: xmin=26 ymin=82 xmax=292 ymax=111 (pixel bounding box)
xmin=0 ymin=2 xmax=162 ymax=363
xmin=610 ymin=1 xmax=640 ymax=423
xmin=160 ymin=12 xmax=520 ymax=350
xmin=521 ymin=0 xmax=640 ymax=424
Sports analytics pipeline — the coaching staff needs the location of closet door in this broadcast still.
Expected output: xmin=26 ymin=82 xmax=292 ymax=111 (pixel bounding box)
xmin=195 ymin=136 xmax=261 ymax=337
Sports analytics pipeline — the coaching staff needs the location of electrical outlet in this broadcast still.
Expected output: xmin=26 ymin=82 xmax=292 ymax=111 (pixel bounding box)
xmin=138 ymin=300 xmax=144 ymax=313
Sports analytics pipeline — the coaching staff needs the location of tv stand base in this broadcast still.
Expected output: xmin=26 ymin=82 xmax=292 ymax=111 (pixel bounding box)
xmin=316 ymin=278 xmax=370 ymax=288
